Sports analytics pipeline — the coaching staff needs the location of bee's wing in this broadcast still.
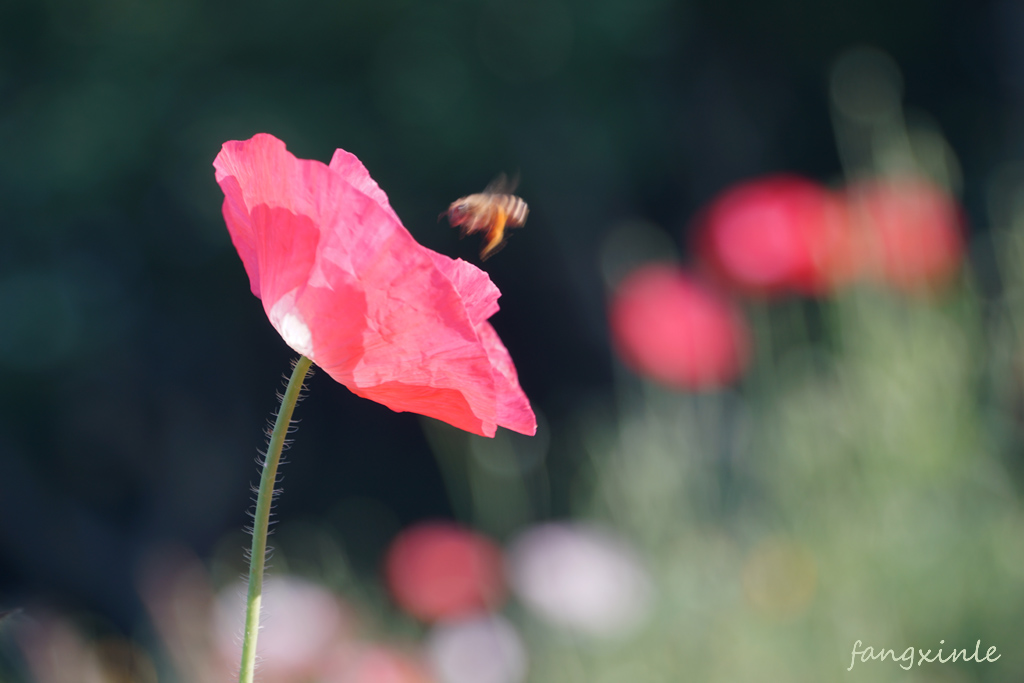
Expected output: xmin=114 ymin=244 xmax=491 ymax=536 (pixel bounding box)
xmin=484 ymin=172 xmax=519 ymax=194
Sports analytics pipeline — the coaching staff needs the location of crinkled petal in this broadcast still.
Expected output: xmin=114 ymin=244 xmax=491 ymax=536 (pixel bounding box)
xmin=328 ymin=148 xmax=401 ymax=224
xmin=428 ymin=252 xmax=501 ymax=325
xmin=477 ymin=323 xmax=536 ymax=435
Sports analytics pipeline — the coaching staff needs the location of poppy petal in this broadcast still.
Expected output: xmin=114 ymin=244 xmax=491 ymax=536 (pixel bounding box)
xmin=214 ymin=134 xmax=536 ymax=437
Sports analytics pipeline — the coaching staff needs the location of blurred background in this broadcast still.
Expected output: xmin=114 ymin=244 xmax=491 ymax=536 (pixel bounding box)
xmin=3 ymin=0 xmax=1024 ymax=681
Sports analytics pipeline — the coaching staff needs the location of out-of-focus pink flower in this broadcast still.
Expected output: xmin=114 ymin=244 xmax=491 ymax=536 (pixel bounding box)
xmin=17 ymin=612 xmax=160 ymax=683
xmin=18 ymin=614 xmax=117 ymax=683
xmin=320 ymin=645 xmax=435 ymax=683
xmin=385 ymin=522 xmax=505 ymax=622
xmin=506 ymin=523 xmax=651 ymax=639
xmin=694 ymin=175 xmax=853 ymax=296
xmin=137 ymin=546 xmax=228 ymax=683
xmin=213 ymin=134 xmax=535 ymax=438
xmin=609 ymin=264 xmax=749 ymax=389
xmin=426 ymin=615 xmax=526 ymax=683
xmin=844 ymin=176 xmax=965 ymax=294
xmin=214 ymin=576 xmax=350 ymax=683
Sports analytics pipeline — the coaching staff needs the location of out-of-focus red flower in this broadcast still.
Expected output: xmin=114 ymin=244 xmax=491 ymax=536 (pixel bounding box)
xmin=609 ymin=264 xmax=749 ymax=390
xmin=213 ymin=134 xmax=536 ymax=438
xmin=384 ymin=522 xmax=505 ymax=622
xmin=844 ymin=176 xmax=965 ymax=294
xmin=694 ymin=175 xmax=854 ymax=296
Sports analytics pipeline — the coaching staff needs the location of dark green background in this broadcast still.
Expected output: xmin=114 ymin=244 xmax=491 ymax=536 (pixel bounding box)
xmin=0 ymin=0 xmax=1012 ymax=630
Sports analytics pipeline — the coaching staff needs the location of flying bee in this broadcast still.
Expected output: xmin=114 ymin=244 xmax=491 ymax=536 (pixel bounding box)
xmin=443 ymin=174 xmax=529 ymax=260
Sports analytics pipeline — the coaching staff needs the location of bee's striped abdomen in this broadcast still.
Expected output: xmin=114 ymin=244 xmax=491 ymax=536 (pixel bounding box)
xmin=499 ymin=195 xmax=529 ymax=227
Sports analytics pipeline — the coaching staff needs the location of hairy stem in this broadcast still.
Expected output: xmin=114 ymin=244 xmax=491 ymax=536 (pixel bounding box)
xmin=239 ymin=355 xmax=313 ymax=683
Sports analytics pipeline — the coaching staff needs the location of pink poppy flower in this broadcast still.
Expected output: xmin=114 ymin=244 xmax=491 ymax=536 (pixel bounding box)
xmin=214 ymin=134 xmax=536 ymax=438
xmin=384 ymin=522 xmax=505 ymax=622
xmin=694 ymin=175 xmax=854 ymax=297
xmin=844 ymin=175 xmax=965 ymax=294
xmin=609 ymin=264 xmax=749 ymax=389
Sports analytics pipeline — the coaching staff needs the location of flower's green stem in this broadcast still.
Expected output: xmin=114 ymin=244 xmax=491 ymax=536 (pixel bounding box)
xmin=239 ymin=355 xmax=313 ymax=683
